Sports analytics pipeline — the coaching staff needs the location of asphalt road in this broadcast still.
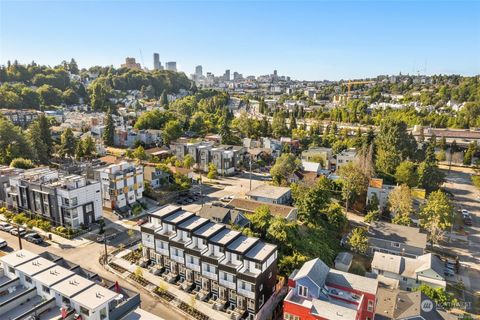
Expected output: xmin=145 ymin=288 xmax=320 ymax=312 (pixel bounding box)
xmin=0 ymin=227 xmax=183 ymax=319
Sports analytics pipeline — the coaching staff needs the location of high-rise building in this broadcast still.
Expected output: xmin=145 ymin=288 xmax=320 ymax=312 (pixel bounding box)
xmin=224 ymin=69 xmax=230 ymax=81
xmin=153 ymin=53 xmax=162 ymax=70
xmin=121 ymin=57 xmax=141 ymax=70
xmin=195 ymin=65 xmax=203 ymax=77
xmin=166 ymin=62 xmax=177 ymax=72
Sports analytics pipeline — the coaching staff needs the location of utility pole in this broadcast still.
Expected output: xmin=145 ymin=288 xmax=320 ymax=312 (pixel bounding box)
xmin=16 ymin=225 xmax=22 ymax=250
xmin=249 ymin=156 xmax=252 ymax=191
xmin=104 ymin=236 xmax=108 ymax=265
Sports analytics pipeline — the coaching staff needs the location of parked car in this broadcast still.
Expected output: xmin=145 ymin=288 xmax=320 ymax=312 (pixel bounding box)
xmin=0 ymin=238 xmax=7 ymax=249
xmin=220 ymin=195 xmax=234 ymax=202
xmin=10 ymin=227 xmax=27 ymax=237
xmin=444 ymin=268 xmax=455 ymax=277
xmin=24 ymin=232 xmax=43 ymax=244
xmin=464 ymin=217 xmax=473 ymax=226
xmin=0 ymin=222 xmax=11 ymax=231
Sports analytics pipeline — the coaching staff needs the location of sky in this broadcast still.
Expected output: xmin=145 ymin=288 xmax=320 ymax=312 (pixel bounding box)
xmin=0 ymin=0 xmax=479 ymax=80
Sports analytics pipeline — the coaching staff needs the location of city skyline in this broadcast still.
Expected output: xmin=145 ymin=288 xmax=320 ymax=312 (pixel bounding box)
xmin=1 ymin=1 xmax=479 ymax=80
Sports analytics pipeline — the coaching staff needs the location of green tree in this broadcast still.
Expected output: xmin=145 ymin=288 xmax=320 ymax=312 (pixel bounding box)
xmin=271 ymin=111 xmax=289 ymax=138
xmin=82 ymin=135 xmax=96 ymax=158
xmin=388 ymin=184 xmax=413 ymax=218
xmin=162 ymin=120 xmax=182 ymax=145
xmin=10 ymin=158 xmax=34 ymax=169
xmin=75 ymin=140 xmax=84 ymax=160
xmin=103 ymin=109 xmax=115 ymax=147
xmin=395 ymin=161 xmax=418 ymax=187
xmin=420 ymin=190 xmax=453 ymax=246
xmin=246 ymin=205 xmax=272 ymax=236
xmin=37 ymin=84 xmax=62 ymax=106
xmin=207 ymin=163 xmax=217 ymax=179
xmin=365 ymin=209 xmax=380 ymax=223
xmin=159 ymin=90 xmax=169 ymax=108
xmin=134 ymin=109 xmax=170 ymax=130
xmin=270 ymin=153 xmax=302 ymax=186
xmin=415 ymin=284 xmax=458 ymax=310
xmin=90 ymin=82 xmax=109 ymax=111
xmin=391 ymin=213 xmax=412 ymax=226
xmin=59 ymin=128 xmax=77 ymax=158
xmin=348 ymin=227 xmax=369 ymax=254
xmin=0 ymin=118 xmax=32 ymax=165
xmin=338 ymin=162 xmax=368 ymax=211
xmin=133 ymin=145 xmax=148 ymax=161
xmin=325 ymin=202 xmax=348 ymax=232
xmin=418 ymin=144 xmax=445 ymax=192
xmin=292 ymin=176 xmax=332 ymax=222
xmin=463 ymin=141 xmax=477 ymax=165
xmin=183 ymin=154 xmax=194 ymax=169
xmin=27 ymin=121 xmax=49 ymax=164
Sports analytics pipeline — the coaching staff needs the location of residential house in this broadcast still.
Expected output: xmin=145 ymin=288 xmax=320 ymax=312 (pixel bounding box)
xmin=197 ymin=204 xmax=250 ymax=227
xmin=371 ymin=252 xmax=446 ymax=291
xmin=140 ymin=205 xmax=278 ymax=320
xmin=283 ymin=258 xmax=378 ymax=320
xmin=92 ymin=161 xmax=144 ymax=211
xmin=0 ymin=109 xmax=41 ymax=127
xmin=7 ymin=168 xmax=102 ymax=228
xmin=228 ymin=198 xmax=297 ymax=221
xmin=143 ymin=164 xmax=172 ymax=189
xmin=301 ymin=147 xmax=333 ymax=170
xmin=367 ymin=179 xmax=396 ymax=212
xmin=246 ymin=185 xmax=292 ymax=205
xmin=0 ymin=249 xmax=146 ymax=320
xmin=367 ymin=222 xmax=427 ymax=258
xmin=335 ymin=148 xmax=358 ymax=170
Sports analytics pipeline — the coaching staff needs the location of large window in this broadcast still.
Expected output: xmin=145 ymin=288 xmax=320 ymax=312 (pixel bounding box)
xmin=80 ymin=306 xmax=90 ymax=316
xmin=298 ymin=285 xmax=308 ymax=297
xmin=284 ymin=313 xmax=300 ymax=320
xmin=368 ymin=300 xmax=374 ymax=312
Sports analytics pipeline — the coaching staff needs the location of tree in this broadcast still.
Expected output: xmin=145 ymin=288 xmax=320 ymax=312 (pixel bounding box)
xmin=292 ymin=176 xmax=332 ymax=222
xmin=365 ymin=209 xmax=380 ymax=223
xmin=27 ymin=121 xmax=49 ymax=164
xmin=159 ymin=90 xmax=169 ymax=108
xmin=271 ymin=111 xmax=289 ymax=138
xmin=103 ymin=109 xmax=115 ymax=147
xmin=68 ymin=58 xmax=79 ymax=74
xmin=418 ymin=143 xmax=445 ymax=192
xmin=420 ymin=190 xmax=453 ymax=246
xmin=90 ymin=82 xmax=109 ymax=111
xmin=37 ymin=84 xmax=63 ymax=106
xmin=338 ymin=162 xmax=368 ymax=211
xmin=0 ymin=118 xmax=32 ymax=165
xmin=395 ymin=161 xmax=418 ymax=187
xmin=391 ymin=213 xmax=412 ymax=226
xmin=183 ymin=154 xmax=194 ymax=169
xmin=10 ymin=158 xmax=34 ymax=169
xmin=59 ymin=128 xmax=77 ymax=158
xmin=162 ymin=120 xmax=182 ymax=145
xmin=325 ymin=203 xmax=348 ymax=232
xmin=246 ymin=205 xmax=272 ymax=236
xmin=348 ymin=228 xmax=369 ymax=254
xmin=207 ymin=163 xmax=217 ymax=179
xmin=75 ymin=141 xmax=84 ymax=160
xmin=415 ymin=284 xmax=458 ymax=310
xmin=266 ymin=217 xmax=293 ymax=244
xmin=82 ymin=135 xmax=96 ymax=158
xmin=133 ymin=146 xmax=148 ymax=161
xmin=134 ymin=109 xmax=170 ymax=130
xmin=270 ymin=153 xmax=302 ymax=186
xmin=463 ymin=141 xmax=477 ymax=165
xmin=388 ymin=184 xmax=413 ymax=218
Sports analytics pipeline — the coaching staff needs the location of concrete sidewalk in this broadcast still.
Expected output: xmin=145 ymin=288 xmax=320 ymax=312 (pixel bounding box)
xmin=111 ymin=252 xmax=230 ymax=320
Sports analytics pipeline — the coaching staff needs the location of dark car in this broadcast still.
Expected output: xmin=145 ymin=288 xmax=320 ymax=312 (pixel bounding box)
xmin=464 ymin=217 xmax=473 ymax=226
xmin=24 ymin=232 xmax=43 ymax=244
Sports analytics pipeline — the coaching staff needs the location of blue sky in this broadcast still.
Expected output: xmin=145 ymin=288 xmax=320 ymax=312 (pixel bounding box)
xmin=1 ymin=0 xmax=479 ymax=80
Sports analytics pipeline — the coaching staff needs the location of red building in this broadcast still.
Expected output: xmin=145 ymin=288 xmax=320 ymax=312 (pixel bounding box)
xmin=283 ymin=258 xmax=378 ymax=320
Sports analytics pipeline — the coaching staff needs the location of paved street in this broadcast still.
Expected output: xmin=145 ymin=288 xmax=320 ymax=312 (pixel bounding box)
xmin=441 ymin=166 xmax=480 ymax=313
xmin=0 ymin=226 xmax=183 ymax=319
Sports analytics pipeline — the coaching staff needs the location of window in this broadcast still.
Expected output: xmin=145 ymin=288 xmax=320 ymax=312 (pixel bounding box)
xmin=80 ymin=306 xmax=90 ymax=316
xmin=85 ymin=203 xmax=93 ymax=213
xmin=259 ymin=284 xmax=263 ymax=291
xmin=247 ymin=298 xmax=255 ymax=310
xmin=402 ymin=277 xmax=408 ymax=282
xmin=25 ymin=276 xmax=32 ymax=284
xmin=367 ymin=300 xmax=374 ymax=312
xmin=298 ymin=285 xmax=308 ymax=297
xmin=284 ymin=313 xmax=300 ymax=320
xmin=219 ymin=247 xmax=224 ymax=253
xmin=255 ymin=262 xmax=262 ymax=270
xmin=43 ymin=285 xmax=50 ymax=294
xmin=269 ymin=271 xmax=272 ymax=278
xmin=8 ymin=266 xmax=14 ymax=274
xmin=62 ymin=296 xmax=70 ymax=304
xmin=391 ymin=242 xmax=400 ymax=248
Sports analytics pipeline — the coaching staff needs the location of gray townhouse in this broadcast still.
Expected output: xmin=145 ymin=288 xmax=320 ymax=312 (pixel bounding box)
xmin=367 ymin=222 xmax=427 ymax=258
xmin=140 ymin=205 xmax=278 ymax=320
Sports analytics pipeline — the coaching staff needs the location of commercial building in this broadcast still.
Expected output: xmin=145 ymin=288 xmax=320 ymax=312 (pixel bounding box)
xmin=283 ymin=258 xmax=378 ymax=320
xmin=195 ymin=65 xmax=203 ymax=78
xmin=7 ymin=168 xmax=102 ymax=228
xmin=0 ymin=249 xmax=144 ymax=320
xmin=166 ymin=62 xmax=177 ymax=72
xmin=140 ymin=205 xmax=278 ymax=319
xmin=92 ymin=161 xmax=144 ymax=211
xmin=246 ymin=185 xmax=291 ymax=205
xmin=153 ymin=53 xmax=162 ymax=70
xmin=371 ymin=252 xmax=446 ymax=290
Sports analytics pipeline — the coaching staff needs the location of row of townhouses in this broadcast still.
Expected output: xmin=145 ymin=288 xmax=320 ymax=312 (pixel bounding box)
xmin=140 ymin=205 xmax=278 ymax=320
xmin=0 ymin=249 xmax=159 ymax=320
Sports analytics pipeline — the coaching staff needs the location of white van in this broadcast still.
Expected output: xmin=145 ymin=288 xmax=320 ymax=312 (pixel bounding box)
xmin=0 ymin=238 xmax=7 ymax=249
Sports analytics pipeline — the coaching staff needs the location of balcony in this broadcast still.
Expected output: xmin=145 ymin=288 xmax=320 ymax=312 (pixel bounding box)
xmin=219 ymin=278 xmax=236 ymax=290
xmin=237 ymin=287 xmax=255 ymax=299
xmin=202 ymin=270 xmax=218 ymax=281
xmin=170 ymin=254 xmax=184 ymax=264
xmin=185 ymin=262 xmax=201 ymax=272
xmin=156 ymin=247 xmax=169 ymax=256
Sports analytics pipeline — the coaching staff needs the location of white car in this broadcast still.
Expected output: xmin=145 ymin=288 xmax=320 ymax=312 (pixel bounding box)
xmin=220 ymin=195 xmax=234 ymax=202
xmin=0 ymin=238 xmax=7 ymax=249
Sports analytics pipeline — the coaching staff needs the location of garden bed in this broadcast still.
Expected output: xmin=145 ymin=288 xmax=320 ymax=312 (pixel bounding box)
xmin=178 ymin=302 xmax=210 ymax=320
xmin=154 ymin=288 xmax=175 ymax=302
xmin=128 ymin=273 xmax=151 ymax=287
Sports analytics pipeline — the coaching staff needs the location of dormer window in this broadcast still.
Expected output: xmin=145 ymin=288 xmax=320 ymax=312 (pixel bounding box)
xmin=298 ymin=285 xmax=308 ymax=298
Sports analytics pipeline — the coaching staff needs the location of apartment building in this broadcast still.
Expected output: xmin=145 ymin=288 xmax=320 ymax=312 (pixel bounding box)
xmin=93 ymin=161 xmax=144 ymax=210
xmin=6 ymin=168 xmax=102 ymax=228
xmin=0 ymin=249 xmax=145 ymax=320
xmin=0 ymin=166 xmax=23 ymax=205
xmin=284 ymin=258 xmax=378 ymax=320
xmin=0 ymin=108 xmax=41 ymax=127
xmin=172 ymin=140 xmax=244 ymax=175
xmin=141 ymin=205 xmax=278 ymax=320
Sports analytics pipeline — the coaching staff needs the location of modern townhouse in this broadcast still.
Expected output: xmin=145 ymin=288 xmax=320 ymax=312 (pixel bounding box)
xmin=0 ymin=249 xmax=148 ymax=320
xmin=283 ymin=258 xmax=378 ymax=320
xmin=0 ymin=165 xmax=23 ymax=206
xmin=371 ymin=252 xmax=446 ymax=291
xmin=0 ymin=108 xmax=41 ymax=127
xmin=92 ymin=161 xmax=144 ymax=211
xmin=6 ymin=168 xmax=102 ymax=228
xmin=367 ymin=222 xmax=427 ymax=258
xmin=141 ymin=205 xmax=278 ymax=320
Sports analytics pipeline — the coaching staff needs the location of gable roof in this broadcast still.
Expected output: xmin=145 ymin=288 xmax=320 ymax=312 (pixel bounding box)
xmin=368 ymin=221 xmax=427 ymax=249
xmin=293 ymin=258 xmax=330 ymax=288
xmin=327 ymin=269 xmax=378 ymax=295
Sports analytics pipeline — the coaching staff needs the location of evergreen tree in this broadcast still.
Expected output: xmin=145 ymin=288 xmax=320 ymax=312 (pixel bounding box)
xmin=159 ymin=90 xmax=169 ymax=109
xmin=103 ymin=109 xmax=115 ymax=147
xmin=289 ymin=112 xmax=297 ymax=131
xmin=82 ymin=136 xmax=96 ymax=158
xmin=28 ymin=121 xmax=49 ymax=164
xmin=37 ymin=115 xmax=53 ymax=154
xmin=59 ymin=128 xmax=77 ymax=158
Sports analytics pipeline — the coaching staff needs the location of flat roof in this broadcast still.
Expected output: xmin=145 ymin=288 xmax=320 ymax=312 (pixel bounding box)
xmin=209 ymin=229 xmax=241 ymax=246
xmin=150 ymin=205 xmax=181 ymax=219
xmin=193 ymin=222 xmax=225 ymax=239
xmin=227 ymin=235 xmax=259 ymax=254
xmin=121 ymin=308 xmax=165 ymax=320
xmin=34 ymin=266 xmax=75 ymax=287
xmin=163 ymin=210 xmax=195 ymax=225
xmin=246 ymin=185 xmax=291 ymax=199
xmin=178 ymin=216 xmax=209 ymax=231
xmin=0 ymin=249 xmax=38 ymax=267
xmin=52 ymin=274 xmax=94 ymax=298
xmin=245 ymin=242 xmax=277 ymax=262
xmin=73 ymin=284 xmax=118 ymax=310
xmin=16 ymin=257 xmax=56 ymax=277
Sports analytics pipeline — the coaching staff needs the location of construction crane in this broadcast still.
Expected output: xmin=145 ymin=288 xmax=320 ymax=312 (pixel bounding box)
xmin=344 ymin=80 xmax=375 ymax=102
